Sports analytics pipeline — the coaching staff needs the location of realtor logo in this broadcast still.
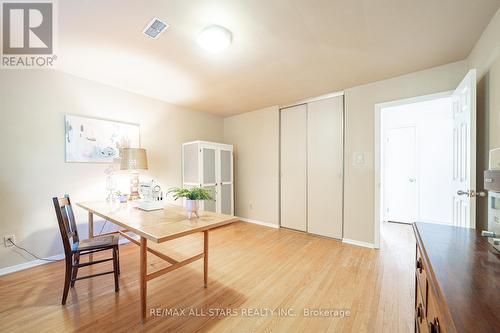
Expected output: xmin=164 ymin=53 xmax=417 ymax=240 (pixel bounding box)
xmin=1 ymin=1 xmax=56 ymax=68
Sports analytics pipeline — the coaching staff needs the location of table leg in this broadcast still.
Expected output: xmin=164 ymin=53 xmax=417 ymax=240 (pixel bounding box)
xmin=88 ymin=212 xmax=94 ymax=260
xmin=140 ymin=236 xmax=147 ymax=322
xmin=204 ymin=230 xmax=208 ymax=288
xmin=88 ymin=212 xmax=94 ymax=238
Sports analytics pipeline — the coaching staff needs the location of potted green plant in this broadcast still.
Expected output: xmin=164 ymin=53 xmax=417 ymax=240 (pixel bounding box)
xmin=167 ymin=187 xmax=214 ymax=219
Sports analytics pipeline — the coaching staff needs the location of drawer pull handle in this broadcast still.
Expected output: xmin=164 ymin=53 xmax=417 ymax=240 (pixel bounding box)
xmin=416 ymin=303 xmax=424 ymax=323
xmin=416 ymin=258 xmax=423 ymax=273
xmin=429 ymin=317 xmax=440 ymax=333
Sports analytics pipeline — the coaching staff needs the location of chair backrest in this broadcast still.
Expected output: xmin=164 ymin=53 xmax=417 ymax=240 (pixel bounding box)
xmin=52 ymin=195 xmax=79 ymax=256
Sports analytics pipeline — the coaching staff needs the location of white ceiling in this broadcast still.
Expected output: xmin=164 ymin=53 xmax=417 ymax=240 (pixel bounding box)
xmin=57 ymin=0 xmax=500 ymax=116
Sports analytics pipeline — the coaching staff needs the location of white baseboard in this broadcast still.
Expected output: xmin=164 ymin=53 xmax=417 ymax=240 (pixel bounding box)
xmin=342 ymin=238 xmax=375 ymax=249
xmin=0 ymin=237 xmax=131 ymax=277
xmin=0 ymin=253 xmax=65 ymax=277
xmin=238 ymin=217 xmax=280 ymax=229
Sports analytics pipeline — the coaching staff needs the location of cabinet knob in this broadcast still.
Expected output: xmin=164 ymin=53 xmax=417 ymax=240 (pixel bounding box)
xmin=429 ymin=318 xmax=440 ymax=333
xmin=416 ymin=303 xmax=424 ymax=323
xmin=416 ymin=258 xmax=423 ymax=273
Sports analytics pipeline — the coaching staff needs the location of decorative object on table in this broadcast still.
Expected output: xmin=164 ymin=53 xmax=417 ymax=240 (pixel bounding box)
xmin=104 ymin=165 xmax=117 ymax=201
xmin=120 ymin=148 xmax=148 ymax=200
xmin=139 ymin=179 xmax=162 ymax=201
xmin=168 ymin=187 xmax=214 ymax=219
xmin=65 ymin=115 xmax=140 ymax=163
xmin=182 ymin=141 xmax=234 ymax=215
xmin=136 ymin=179 xmax=164 ymax=211
xmin=115 ymin=191 xmax=129 ymax=203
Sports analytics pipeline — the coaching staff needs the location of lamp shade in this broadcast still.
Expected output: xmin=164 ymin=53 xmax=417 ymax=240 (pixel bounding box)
xmin=120 ymin=148 xmax=148 ymax=170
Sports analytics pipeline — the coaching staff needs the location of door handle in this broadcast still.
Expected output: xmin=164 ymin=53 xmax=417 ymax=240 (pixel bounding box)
xmin=409 ymin=178 xmax=416 ymax=183
xmin=457 ymin=190 xmax=487 ymax=197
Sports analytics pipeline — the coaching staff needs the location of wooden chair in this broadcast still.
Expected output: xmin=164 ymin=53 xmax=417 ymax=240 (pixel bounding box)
xmin=52 ymin=195 xmax=120 ymax=305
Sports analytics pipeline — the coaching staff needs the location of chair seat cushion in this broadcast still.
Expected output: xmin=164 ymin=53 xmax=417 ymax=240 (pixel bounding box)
xmin=72 ymin=234 xmax=119 ymax=252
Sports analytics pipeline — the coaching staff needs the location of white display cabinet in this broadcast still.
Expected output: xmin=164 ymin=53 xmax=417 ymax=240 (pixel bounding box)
xmin=182 ymin=141 xmax=234 ymax=215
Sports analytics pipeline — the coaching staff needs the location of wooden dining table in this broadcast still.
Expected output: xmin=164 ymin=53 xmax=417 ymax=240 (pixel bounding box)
xmin=76 ymin=201 xmax=238 ymax=322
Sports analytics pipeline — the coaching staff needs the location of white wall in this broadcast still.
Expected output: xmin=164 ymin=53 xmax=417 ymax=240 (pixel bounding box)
xmin=381 ymin=97 xmax=454 ymax=225
xmin=223 ymin=106 xmax=280 ymax=226
xmin=0 ymin=69 xmax=224 ymax=270
xmin=467 ymin=8 xmax=500 ymax=230
xmin=468 ymin=8 xmax=500 ymax=80
xmin=221 ymin=9 xmax=500 ymax=244
xmin=343 ymin=61 xmax=467 ymax=244
xmin=222 ymin=62 xmax=466 ymax=243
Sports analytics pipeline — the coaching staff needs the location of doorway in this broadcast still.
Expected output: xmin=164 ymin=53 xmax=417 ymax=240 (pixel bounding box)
xmin=380 ymin=95 xmax=454 ymax=226
xmin=374 ymin=70 xmax=477 ymax=248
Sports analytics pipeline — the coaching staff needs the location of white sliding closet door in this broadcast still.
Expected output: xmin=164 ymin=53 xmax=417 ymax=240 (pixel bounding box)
xmin=280 ymin=104 xmax=307 ymax=231
xmin=307 ymin=97 xmax=344 ymax=238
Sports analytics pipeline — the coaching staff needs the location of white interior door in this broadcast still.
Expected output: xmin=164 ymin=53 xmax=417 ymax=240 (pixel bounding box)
xmin=452 ymin=69 xmax=476 ymax=228
xmin=219 ymin=146 xmax=233 ymax=215
xmin=280 ymin=104 xmax=307 ymax=231
xmin=307 ymin=96 xmax=343 ymax=238
xmin=200 ymin=144 xmax=217 ymax=212
xmin=384 ymin=126 xmax=418 ymax=223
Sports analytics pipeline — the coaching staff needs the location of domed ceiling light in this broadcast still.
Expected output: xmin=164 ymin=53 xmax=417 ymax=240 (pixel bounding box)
xmin=197 ymin=25 xmax=232 ymax=53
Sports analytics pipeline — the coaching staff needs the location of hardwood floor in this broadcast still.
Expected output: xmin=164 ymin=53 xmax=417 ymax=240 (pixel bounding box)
xmin=0 ymin=221 xmax=414 ymax=332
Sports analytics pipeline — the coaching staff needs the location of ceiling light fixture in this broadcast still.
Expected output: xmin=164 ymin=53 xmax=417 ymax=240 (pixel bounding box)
xmin=197 ymin=25 xmax=232 ymax=53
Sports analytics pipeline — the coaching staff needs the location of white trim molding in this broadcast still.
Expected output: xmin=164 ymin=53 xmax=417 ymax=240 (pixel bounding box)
xmin=342 ymin=238 xmax=375 ymax=249
xmin=0 ymin=253 xmax=65 ymax=277
xmin=238 ymin=217 xmax=280 ymax=229
xmin=0 ymin=238 xmax=130 ymax=277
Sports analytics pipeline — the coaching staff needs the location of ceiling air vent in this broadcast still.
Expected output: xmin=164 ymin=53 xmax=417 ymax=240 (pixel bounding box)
xmin=143 ymin=18 xmax=169 ymax=39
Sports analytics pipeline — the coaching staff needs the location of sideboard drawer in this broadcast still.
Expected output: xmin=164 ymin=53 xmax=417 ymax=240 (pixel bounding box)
xmin=426 ymin=289 xmax=445 ymax=333
xmin=415 ymin=245 xmax=427 ymax=306
xmin=415 ymin=278 xmax=428 ymax=333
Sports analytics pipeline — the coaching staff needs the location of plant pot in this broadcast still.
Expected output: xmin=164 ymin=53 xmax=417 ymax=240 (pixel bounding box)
xmin=185 ymin=199 xmax=200 ymax=219
xmin=119 ymin=195 xmax=128 ymax=203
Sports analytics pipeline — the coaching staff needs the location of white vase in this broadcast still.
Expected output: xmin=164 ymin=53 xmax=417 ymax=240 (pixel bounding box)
xmin=185 ymin=200 xmax=200 ymax=219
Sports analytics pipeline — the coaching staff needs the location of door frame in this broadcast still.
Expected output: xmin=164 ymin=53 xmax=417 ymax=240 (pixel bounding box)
xmin=374 ymin=90 xmax=453 ymax=248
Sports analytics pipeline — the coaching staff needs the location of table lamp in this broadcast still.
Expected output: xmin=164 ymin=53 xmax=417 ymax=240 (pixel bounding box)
xmin=120 ymin=148 xmax=148 ymax=200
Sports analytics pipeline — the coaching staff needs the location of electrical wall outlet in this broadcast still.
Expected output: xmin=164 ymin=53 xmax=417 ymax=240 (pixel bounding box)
xmin=3 ymin=235 xmax=15 ymax=247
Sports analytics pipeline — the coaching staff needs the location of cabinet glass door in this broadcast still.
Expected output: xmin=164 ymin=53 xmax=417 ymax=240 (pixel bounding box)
xmin=219 ymin=148 xmax=233 ymax=215
xmin=201 ymin=145 xmax=217 ymax=212
xmin=202 ymin=185 xmax=217 ymax=212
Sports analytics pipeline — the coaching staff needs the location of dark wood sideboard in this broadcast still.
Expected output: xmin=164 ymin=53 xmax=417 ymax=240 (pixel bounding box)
xmin=413 ymin=222 xmax=500 ymax=333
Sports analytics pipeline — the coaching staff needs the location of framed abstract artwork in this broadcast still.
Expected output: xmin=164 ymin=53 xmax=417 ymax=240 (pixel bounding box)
xmin=65 ymin=115 xmax=140 ymax=163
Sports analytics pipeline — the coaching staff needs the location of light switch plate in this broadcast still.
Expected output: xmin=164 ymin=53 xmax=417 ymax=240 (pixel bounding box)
xmin=353 ymin=152 xmax=366 ymax=166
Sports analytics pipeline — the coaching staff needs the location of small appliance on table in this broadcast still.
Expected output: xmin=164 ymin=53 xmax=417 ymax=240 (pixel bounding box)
xmin=136 ymin=179 xmax=164 ymax=211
